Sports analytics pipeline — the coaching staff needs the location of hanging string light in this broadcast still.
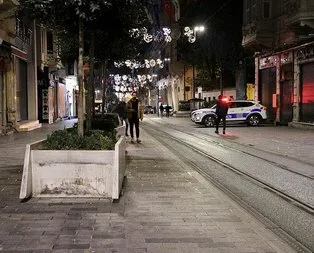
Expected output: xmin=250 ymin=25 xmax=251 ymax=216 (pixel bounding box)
xmin=114 ymin=58 xmax=169 ymax=70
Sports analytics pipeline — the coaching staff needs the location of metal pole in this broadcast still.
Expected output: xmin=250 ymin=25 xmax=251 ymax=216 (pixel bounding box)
xmin=192 ymin=65 xmax=195 ymax=98
xmin=183 ymin=65 xmax=186 ymax=100
xmin=157 ymin=86 xmax=159 ymax=117
xmin=220 ymin=66 xmax=223 ymax=95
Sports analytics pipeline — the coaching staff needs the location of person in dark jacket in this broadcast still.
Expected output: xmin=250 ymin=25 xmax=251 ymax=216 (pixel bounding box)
xmin=116 ymin=100 xmax=129 ymax=136
xmin=126 ymin=91 xmax=143 ymax=143
xmin=159 ymin=104 xmax=164 ymax=117
xmin=215 ymin=95 xmax=229 ymax=134
xmin=165 ymin=104 xmax=171 ymax=117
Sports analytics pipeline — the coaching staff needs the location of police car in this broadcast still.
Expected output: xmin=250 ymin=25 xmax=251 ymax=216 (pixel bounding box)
xmin=191 ymin=100 xmax=267 ymax=127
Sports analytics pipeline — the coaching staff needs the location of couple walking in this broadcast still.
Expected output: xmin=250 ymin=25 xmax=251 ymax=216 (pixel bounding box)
xmin=116 ymin=91 xmax=143 ymax=143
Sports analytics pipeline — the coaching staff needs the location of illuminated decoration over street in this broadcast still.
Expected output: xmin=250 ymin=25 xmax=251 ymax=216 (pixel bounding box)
xmin=130 ymin=25 xmax=203 ymax=44
xmin=184 ymin=26 xmax=205 ymax=43
xmin=110 ymin=73 xmax=159 ymax=93
xmin=184 ymin=27 xmax=196 ymax=43
xmin=130 ymin=27 xmax=172 ymax=43
xmin=114 ymin=57 xmax=171 ymax=70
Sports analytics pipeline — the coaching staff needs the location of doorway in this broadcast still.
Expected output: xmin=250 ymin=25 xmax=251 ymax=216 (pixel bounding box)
xmin=300 ymin=63 xmax=314 ymax=123
xmin=259 ymin=67 xmax=276 ymax=121
xmin=19 ymin=59 xmax=28 ymax=121
xmin=280 ymin=64 xmax=293 ymax=124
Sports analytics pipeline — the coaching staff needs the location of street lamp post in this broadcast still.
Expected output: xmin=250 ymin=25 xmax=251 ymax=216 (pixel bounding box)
xmin=192 ymin=25 xmax=205 ymax=99
xmin=152 ymin=74 xmax=158 ymax=116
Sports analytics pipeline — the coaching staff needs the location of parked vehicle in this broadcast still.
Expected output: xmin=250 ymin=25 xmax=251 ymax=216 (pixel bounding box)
xmin=191 ymin=100 xmax=267 ymax=127
xmin=143 ymin=105 xmax=155 ymax=114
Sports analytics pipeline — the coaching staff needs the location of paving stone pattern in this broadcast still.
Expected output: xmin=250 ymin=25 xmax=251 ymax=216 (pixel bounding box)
xmin=0 ymin=119 xmax=299 ymax=252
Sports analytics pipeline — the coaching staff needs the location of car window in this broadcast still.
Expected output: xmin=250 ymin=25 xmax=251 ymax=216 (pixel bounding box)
xmin=236 ymin=102 xmax=253 ymax=107
xmin=229 ymin=102 xmax=236 ymax=108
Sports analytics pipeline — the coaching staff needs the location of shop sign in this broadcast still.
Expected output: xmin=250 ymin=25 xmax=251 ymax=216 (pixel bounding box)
xmin=280 ymin=52 xmax=293 ymax=64
xmin=246 ymin=83 xmax=255 ymax=100
xmin=259 ymin=56 xmax=277 ymax=69
xmin=295 ymin=45 xmax=314 ymax=62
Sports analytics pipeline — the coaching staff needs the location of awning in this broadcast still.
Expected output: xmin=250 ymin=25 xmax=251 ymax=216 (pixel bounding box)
xmin=11 ymin=46 xmax=27 ymax=61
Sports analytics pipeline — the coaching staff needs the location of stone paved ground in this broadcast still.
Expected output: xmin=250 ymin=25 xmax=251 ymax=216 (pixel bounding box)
xmin=0 ymin=119 xmax=303 ymax=252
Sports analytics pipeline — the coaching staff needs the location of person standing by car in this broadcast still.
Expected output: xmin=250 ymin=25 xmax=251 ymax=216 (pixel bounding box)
xmin=127 ymin=91 xmax=143 ymax=143
xmin=116 ymin=99 xmax=129 ymax=136
xmin=159 ymin=104 xmax=164 ymax=117
xmin=215 ymin=95 xmax=229 ymax=134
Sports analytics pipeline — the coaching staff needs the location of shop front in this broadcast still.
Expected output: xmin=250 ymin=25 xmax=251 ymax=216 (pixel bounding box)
xmin=295 ymin=45 xmax=314 ymax=124
xmin=0 ymin=42 xmax=12 ymax=133
xmin=256 ymin=42 xmax=314 ymax=126
xmin=258 ymin=56 xmax=277 ymax=122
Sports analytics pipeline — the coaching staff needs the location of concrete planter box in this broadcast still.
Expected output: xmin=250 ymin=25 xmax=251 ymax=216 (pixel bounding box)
xmin=20 ymin=126 xmax=126 ymax=200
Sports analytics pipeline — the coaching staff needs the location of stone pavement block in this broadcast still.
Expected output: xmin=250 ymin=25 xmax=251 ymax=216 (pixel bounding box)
xmin=145 ymin=237 xmax=213 ymax=243
xmin=89 ymin=239 xmax=126 ymax=250
xmin=52 ymin=244 xmax=90 ymax=250
xmin=0 ymin=250 xmax=53 ymax=253
xmin=126 ymin=248 xmax=148 ymax=253
xmin=92 ymin=232 xmax=126 ymax=239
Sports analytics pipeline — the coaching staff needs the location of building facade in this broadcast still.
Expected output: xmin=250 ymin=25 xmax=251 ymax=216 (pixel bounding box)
xmin=243 ymin=0 xmax=314 ymax=125
xmin=0 ymin=0 xmax=42 ymax=134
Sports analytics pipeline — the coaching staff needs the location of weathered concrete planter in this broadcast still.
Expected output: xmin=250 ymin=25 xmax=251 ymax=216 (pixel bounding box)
xmin=20 ymin=126 xmax=126 ymax=200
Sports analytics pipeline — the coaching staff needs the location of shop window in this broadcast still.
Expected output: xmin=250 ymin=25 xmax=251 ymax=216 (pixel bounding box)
xmin=300 ymin=63 xmax=314 ymax=122
xmin=47 ymin=32 xmax=53 ymax=54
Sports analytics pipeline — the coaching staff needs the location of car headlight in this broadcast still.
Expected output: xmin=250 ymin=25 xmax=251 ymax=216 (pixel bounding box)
xmin=195 ymin=113 xmax=202 ymax=120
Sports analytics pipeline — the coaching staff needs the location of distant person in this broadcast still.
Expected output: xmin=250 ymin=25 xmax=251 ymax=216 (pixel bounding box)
xmin=116 ymin=99 xmax=129 ymax=136
xmin=215 ymin=95 xmax=229 ymax=135
xmin=159 ymin=104 xmax=164 ymax=117
xmin=165 ymin=104 xmax=171 ymax=117
xmin=127 ymin=91 xmax=143 ymax=143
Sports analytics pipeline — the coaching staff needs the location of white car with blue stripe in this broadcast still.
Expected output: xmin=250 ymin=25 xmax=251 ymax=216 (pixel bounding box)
xmin=191 ymin=100 xmax=267 ymax=127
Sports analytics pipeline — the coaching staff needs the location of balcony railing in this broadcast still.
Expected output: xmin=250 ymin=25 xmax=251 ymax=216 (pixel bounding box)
xmin=15 ymin=18 xmax=32 ymax=45
xmin=285 ymin=1 xmax=314 ymax=28
xmin=242 ymin=20 xmax=275 ymax=49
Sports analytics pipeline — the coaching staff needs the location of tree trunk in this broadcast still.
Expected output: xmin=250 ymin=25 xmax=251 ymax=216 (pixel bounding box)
xmin=86 ymin=31 xmax=95 ymax=131
xmin=101 ymin=60 xmax=108 ymax=117
xmin=77 ymin=18 xmax=84 ymax=136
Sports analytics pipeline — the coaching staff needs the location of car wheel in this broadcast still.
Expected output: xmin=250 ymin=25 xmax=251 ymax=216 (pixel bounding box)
xmin=203 ymin=115 xmax=216 ymax=127
xmin=247 ymin=114 xmax=261 ymax=126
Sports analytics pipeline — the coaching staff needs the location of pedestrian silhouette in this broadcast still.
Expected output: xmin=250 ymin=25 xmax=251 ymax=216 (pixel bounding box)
xmin=127 ymin=91 xmax=143 ymax=143
xmin=165 ymin=104 xmax=171 ymax=117
xmin=215 ymin=95 xmax=229 ymax=134
xmin=159 ymin=104 xmax=164 ymax=117
xmin=115 ymin=99 xmax=129 ymax=136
